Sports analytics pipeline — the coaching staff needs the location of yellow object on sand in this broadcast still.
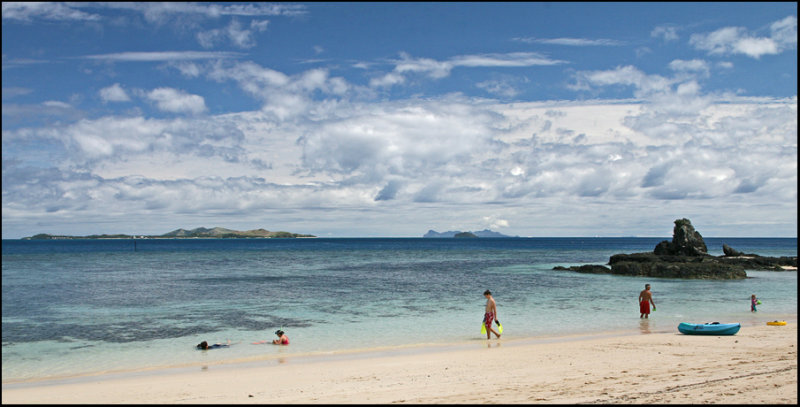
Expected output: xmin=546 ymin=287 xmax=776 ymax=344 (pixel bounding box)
xmin=766 ymin=320 xmax=787 ymax=326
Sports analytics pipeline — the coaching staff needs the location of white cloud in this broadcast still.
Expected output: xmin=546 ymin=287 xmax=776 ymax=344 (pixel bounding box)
xmin=81 ymin=51 xmax=244 ymax=62
xmin=6 ymin=2 xmax=307 ymax=24
xmin=716 ymin=61 xmax=734 ymax=69
xmin=475 ymin=76 xmax=531 ymax=98
xmin=452 ymin=52 xmax=566 ymax=67
xmin=41 ymin=100 xmax=72 ymax=109
xmin=170 ymin=62 xmax=202 ymax=78
xmin=770 ymin=15 xmax=798 ymax=48
xmin=114 ymin=2 xmax=306 ymax=22
xmin=513 ymin=37 xmax=624 ymax=46
xmin=374 ymin=52 xmax=565 ymax=89
xmin=1 ymin=2 xmax=101 ymax=21
xmin=99 ymin=83 xmax=131 ymax=103
xmin=197 ymin=19 xmax=270 ymax=49
xmin=146 ymin=88 xmax=207 ymax=114
xmin=668 ymin=59 xmax=710 ymax=77
xmin=370 ymin=72 xmax=406 ymax=88
xmin=689 ymin=15 xmax=797 ymax=58
xmin=482 ymin=216 xmax=510 ymax=230
xmin=3 ymin=93 xmax=796 ymax=238
xmin=651 ymin=25 xmax=680 ymax=42
xmin=2 ymin=87 xmax=33 ymax=98
xmin=203 ymin=61 xmax=353 ymax=119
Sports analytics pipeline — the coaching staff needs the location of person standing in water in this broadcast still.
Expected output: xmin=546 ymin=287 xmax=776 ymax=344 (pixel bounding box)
xmin=639 ymin=284 xmax=655 ymax=319
xmin=483 ymin=290 xmax=501 ymax=339
xmin=751 ymin=294 xmax=758 ymax=312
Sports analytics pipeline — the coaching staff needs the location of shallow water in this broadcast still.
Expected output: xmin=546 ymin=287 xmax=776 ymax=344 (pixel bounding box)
xmin=2 ymin=237 xmax=796 ymax=382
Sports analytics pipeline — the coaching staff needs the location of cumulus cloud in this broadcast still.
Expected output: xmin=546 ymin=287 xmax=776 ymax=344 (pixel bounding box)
xmin=482 ymin=216 xmax=510 ymax=230
xmin=99 ymin=83 xmax=131 ymax=103
xmin=146 ymin=88 xmax=207 ymax=114
xmin=3 ymin=47 xmax=797 ymax=238
xmin=689 ymin=15 xmax=797 ymax=58
xmin=203 ymin=61 xmax=352 ymax=119
xmin=3 ymin=92 xmax=796 ymax=237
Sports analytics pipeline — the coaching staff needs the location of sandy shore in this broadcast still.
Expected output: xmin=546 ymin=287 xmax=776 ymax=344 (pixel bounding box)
xmin=3 ymin=321 xmax=796 ymax=404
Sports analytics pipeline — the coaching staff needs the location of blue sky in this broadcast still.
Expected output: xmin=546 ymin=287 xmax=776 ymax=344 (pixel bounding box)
xmin=2 ymin=2 xmax=797 ymax=238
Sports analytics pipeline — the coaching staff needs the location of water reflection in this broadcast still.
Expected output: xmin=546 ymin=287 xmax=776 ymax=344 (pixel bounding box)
xmin=639 ymin=319 xmax=652 ymax=334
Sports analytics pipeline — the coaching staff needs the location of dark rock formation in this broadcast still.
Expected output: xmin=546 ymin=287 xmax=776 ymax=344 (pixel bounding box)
xmin=608 ymin=253 xmax=746 ymax=279
xmin=653 ymin=218 xmax=707 ymax=256
xmin=718 ymin=252 xmax=797 ymax=271
xmin=722 ymin=244 xmax=744 ymax=257
xmin=553 ymin=265 xmax=612 ymax=274
xmin=553 ymin=218 xmax=796 ymax=279
xmin=720 ymin=243 xmax=797 ymax=270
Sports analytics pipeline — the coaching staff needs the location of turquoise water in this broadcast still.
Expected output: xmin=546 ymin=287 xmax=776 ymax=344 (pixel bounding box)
xmin=2 ymin=237 xmax=796 ymax=382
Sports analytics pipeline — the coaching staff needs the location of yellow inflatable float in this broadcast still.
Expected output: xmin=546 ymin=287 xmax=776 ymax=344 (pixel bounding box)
xmin=766 ymin=320 xmax=787 ymax=326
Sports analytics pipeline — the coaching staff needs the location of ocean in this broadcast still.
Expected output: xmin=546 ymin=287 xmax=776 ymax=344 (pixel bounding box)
xmin=2 ymin=237 xmax=796 ymax=383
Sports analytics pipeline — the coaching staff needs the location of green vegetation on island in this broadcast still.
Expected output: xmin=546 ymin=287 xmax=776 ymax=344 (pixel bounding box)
xmin=23 ymin=227 xmax=315 ymax=240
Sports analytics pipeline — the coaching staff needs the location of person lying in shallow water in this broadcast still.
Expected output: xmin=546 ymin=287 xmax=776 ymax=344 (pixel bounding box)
xmin=196 ymin=340 xmax=231 ymax=350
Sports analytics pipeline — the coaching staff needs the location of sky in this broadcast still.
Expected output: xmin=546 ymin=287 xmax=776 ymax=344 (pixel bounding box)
xmin=2 ymin=2 xmax=797 ymax=239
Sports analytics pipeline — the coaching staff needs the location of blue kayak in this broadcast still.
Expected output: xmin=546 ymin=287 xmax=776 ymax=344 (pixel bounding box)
xmin=678 ymin=322 xmax=740 ymax=336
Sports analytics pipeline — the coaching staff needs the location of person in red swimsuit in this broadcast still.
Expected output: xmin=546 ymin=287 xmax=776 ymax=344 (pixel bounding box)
xmin=272 ymin=330 xmax=290 ymax=345
xmin=638 ymin=284 xmax=655 ymax=319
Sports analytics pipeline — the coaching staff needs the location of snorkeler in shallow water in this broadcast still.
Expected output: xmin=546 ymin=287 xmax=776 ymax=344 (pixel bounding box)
xmin=196 ymin=340 xmax=231 ymax=350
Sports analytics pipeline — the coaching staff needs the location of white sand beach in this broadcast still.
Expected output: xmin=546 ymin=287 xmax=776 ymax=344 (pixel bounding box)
xmin=3 ymin=320 xmax=796 ymax=404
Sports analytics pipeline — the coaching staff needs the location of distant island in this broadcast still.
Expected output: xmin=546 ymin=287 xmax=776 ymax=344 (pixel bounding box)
xmin=423 ymin=229 xmax=515 ymax=238
xmin=22 ymin=227 xmax=316 ymax=240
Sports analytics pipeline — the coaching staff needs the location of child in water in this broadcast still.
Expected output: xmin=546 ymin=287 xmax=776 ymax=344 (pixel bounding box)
xmin=751 ymin=294 xmax=758 ymax=312
xmin=273 ymin=329 xmax=290 ymax=345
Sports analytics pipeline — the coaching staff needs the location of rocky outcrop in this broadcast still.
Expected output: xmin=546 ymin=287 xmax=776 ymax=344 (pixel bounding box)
xmin=653 ymin=218 xmax=707 ymax=256
xmin=722 ymin=244 xmax=745 ymax=257
xmin=553 ymin=265 xmax=612 ymax=274
xmin=608 ymin=253 xmax=746 ymax=279
xmin=553 ymin=218 xmax=796 ymax=279
xmin=718 ymin=252 xmax=797 ymax=271
xmin=720 ymin=244 xmax=797 ymax=270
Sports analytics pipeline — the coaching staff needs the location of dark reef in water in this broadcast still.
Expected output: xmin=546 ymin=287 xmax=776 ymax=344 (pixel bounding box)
xmin=554 ymin=218 xmax=797 ymax=279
